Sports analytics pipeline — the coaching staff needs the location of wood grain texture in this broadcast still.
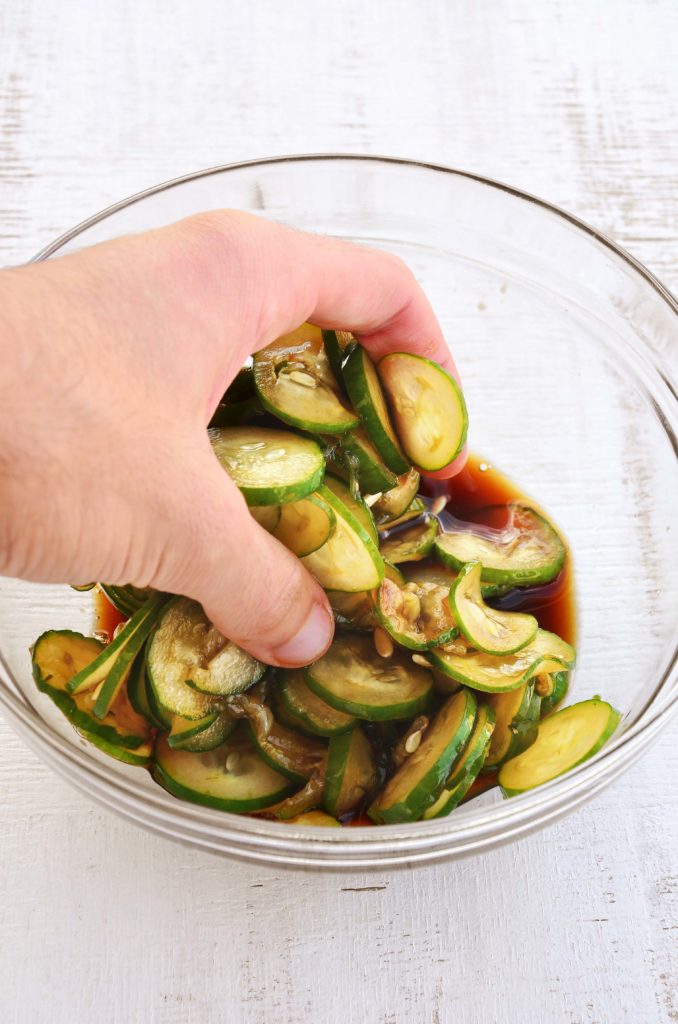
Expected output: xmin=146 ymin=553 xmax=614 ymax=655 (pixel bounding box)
xmin=0 ymin=1 xmax=677 ymax=1022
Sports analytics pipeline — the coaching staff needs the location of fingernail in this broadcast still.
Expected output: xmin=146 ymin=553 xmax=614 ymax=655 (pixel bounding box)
xmin=271 ymin=602 xmax=334 ymax=666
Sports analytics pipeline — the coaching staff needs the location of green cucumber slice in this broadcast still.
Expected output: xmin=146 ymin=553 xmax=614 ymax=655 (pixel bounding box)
xmin=231 ymin=692 xmax=327 ymax=783
xmin=377 ymin=353 xmax=468 ymax=471
xmin=99 ymin=584 xmax=154 ymax=617
xmin=301 ymin=484 xmax=384 ymax=592
xmin=483 ymin=682 xmax=541 ymax=768
xmin=499 ymin=698 xmax=621 ymax=795
xmin=147 ymin=598 xmax=264 ymax=709
xmin=339 ymin=428 xmax=398 ymax=494
xmin=428 ymin=627 xmax=575 ymax=693
xmin=323 ymin=474 xmax=378 ymax=544
xmin=404 ymin=561 xmax=512 ymax=599
xmin=70 ymin=582 xmax=96 ymax=592
xmin=423 ymin=704 xmax=496 ymax=818
xmin=31 ymin=629 xmax=151 ymax=749
xmin=154 ymin=726 xmax=295 ymax=812
xmin=253 ymin=323 xmax=359 ymax=433
xmin=209 ymin=426 xmax=325 ymax=506
xmin=368 ymin=688 xmax=477 ymax=823
xmin=324 ymin=727 xmax=377 ymax=817
xmin=93 ymin=595 xmax=169 ymax=719
xmin=376 ymin=497 xmax=425 ymax=533
xmin=540 ymin=671 xmax=570 ymax=717
xmin=168 ymin=710 xmax=236 ymax=752
xmin=434 ymin=505 xmax=566 ymax=586
xmin=127 ymin=656 xmax=168 ymax=729
xmin=372 ymin=469 xmax=420 ymax=524
xmin=306 ymin=633 xmax=434 ymax=721
xmin=84 ymin=732 xmax=154 ymax=767
xmin=450 ymin=561 xmax=538 ymax=655
xmin=328 ymin=589 xmax=377 ymax=631
xmin=374 ymin=577 xmax=457 ymax=651
xmin=272 ymin=491 xmax=336 ymax=556
xmin=284 ymin=811 xmax=341 ymax=827
xmin=379 ymin=516 xmax=439 ymax=564
xmin=67 ymin=592 xmax=168 ymax=697
xmin=278 ymin=670 xmax=356 ymax=736
xmin=343 ymin=345 xmax=411 ymax=474
xmin=250 ymin=505 xmax=282 ymax=532
xmin=321 ymin=328 xmax=354 ymax=383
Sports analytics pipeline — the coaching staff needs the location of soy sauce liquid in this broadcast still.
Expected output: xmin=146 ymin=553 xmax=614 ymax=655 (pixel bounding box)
xmin=423 ymin=453 xmax=576 ymax=645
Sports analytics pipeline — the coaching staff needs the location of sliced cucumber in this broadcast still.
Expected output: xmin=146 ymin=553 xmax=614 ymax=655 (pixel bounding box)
xmin=343 ymin=345 xmax=410 ymax=474
xmin=147 ymin=598 xmax=264 ymax=712
xmin=379 ymin=516 xmax=439 ymax=565
xmin=234 ymin=694 xmax=327 ymax=783
xmin=306 ymin=633 xmax=434 ymax=721
xmin=368 ymin=688 xmax=477 ymax=824
xmin=253 ymin=323 xmax=359 ymax=433
xmin=272 ymin=491 xmax=336 ymax=557
xmin=31 ymin=629 xmax=150 ymax=749
xmin=372 ymin=468 xmax=420 ymax=524
xmin=284 ymin=810 xmax=341 ymax=827
xmin=423 ymin=704 xmax=496 ymax=818
xmin=450 ymin=561 xmax=538 ymax=655
xmin=278 ymin=670 xmax=356 ymax=736
xmin=378 ymin=353 xmax=468 ymax=471
xmin=377 ymin=497 xmax=425 ymax=533
xmin=324 ymin=727 xmax=377 ymax=817
xmin=154 ymin=726 xmax=295 ymax=812
xmin=434 ymin=505 xmax=566 ymax=587
xmin=540 ymin=671 xmax=570 ymax=717
xmin=374 ymin=577 xmax=457 ymax=651
xmin=499 ymin=698 xmax=621 ymax=796
xmin=404 ymin=561 xmax=512 ymax=600
xmin=322 ymin=328 xmax=354 ymax=383
xmin=301 ymin=484 xmax=384 ymax=592
xmin=250 ymin=505 xmax=282 ymax=532
xmin=428 ymin=628 xmax=575 ymax=693
xmin=168 ymin=710 xmax=236 ymax=752
xmin=99 ymin=584 xmax=154 ymax=617
xmin=327 ymin=589 xmax=377 ymax=631
xmin=70 ymin=582 xmax=96 ymax=592
xmin=483 ymin=682 xmax=541 ymax=768
xmin=84 ymin=732 xmax=153 ymax=767
xmin=210 ymin=426 xmax=325 ymax=506
xmin=127 ymin=656 xmax=168 ymax=729
xmin=67 ymin=592 xmax=168 ymax=696
xmin=323 ymin=473 xmax=378 ymax=544
xmin=93 ymin=595 xmax=169 ymax=719
xmin=339 ymin=428 xmax=398 ymax=494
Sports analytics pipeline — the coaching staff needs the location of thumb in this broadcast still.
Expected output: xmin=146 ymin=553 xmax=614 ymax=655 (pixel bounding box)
xmin=154 ymin=445 xmax=335 ymax=668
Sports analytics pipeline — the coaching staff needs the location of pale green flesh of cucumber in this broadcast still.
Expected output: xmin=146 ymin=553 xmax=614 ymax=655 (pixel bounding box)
xmin=323 ymin=473 xmax=378 ymax=544
xmin=377 ymin=497 xmax=425 ymax=533
xmin=168 ymin=710 xmax=236 ymax=752
xmin=428 ymin=628 xmax=575 ymax=693
xmin=372 ymin=468 xmax=420 ymax=523
xmin=375 ymin=577 xmax=457 ymax=651
xmin=209 ymin=426 xmax=325 ymax=505
xmin=67 ymin=592 xmax=168 ymax=696
xmin=272 ymin=492 xmax=336 ymax=556
xmin=301 ymin=485 xmax=384 ymax=592
xmin=339 ymin=428 xmax=397 ymax=494
xmin=379 ymin=516 xmax=438 ymax=565
xmin=499 ymin=699 xmax=621 ymax=795
xmin=343 ymin=345 xmax=410 ymax=474
xmin=451 ymin=561 xmax=538 ymax=655
xmin=148 ymin=597 xmax=264 ymax=707
xmin=278 ymin=670 xmax=356 ymax=736
xmin=434 ymin=505 xmax=565 ymax=586
xmin=324 ymin=727 xmax=377 ymax=817
xmin=368 ymin=688 xmax=477 ymax=824
xmin=253 ymin=324 xmax=358 ymax=433
xmin=483 ymin=682 xmax=541 ymax=767
xmin=378 ymin=353 xmax=468 ymax=471
xmin=405 ymin=561 xmax=512 ymax=599
xmin=31 ymin=630 xmax=150 ymax=749
xmin=306 ymin=633 xmax=433 ymax=720
xmin=423 ymin=704 xmax=496 ymax=818
xmin=154 ymin=727 xmax=295 ymax=812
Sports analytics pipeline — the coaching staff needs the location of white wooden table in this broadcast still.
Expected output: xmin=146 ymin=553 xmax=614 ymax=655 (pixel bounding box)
xmin=1 ymin=2 xmax=677 ymax=1021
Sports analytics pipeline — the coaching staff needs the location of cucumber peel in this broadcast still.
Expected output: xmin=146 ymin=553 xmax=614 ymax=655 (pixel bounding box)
xmin=450 ymin=561 xmax=538 ymax=655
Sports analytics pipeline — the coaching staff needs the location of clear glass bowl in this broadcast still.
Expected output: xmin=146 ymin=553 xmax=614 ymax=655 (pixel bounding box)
xmin=1 ymin=155 xmax=677 ymax=870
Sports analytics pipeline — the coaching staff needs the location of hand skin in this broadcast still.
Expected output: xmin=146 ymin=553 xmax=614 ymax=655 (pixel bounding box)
xmin=0 ymin=211 xmax=466 ymax=667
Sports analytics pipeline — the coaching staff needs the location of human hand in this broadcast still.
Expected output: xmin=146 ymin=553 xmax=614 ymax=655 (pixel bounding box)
xmin=0 ymin=211 xmax=465 ymax=666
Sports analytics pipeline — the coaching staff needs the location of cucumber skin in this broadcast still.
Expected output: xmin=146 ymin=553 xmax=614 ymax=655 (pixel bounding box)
xmin=168 ymin=713 xmax=236 ymax=752
xmin=277 ymin=675 xmax=356 ymax=737
xmin=426 ymin=630 xmax=575 ymax=694
xmin=540 ymin=672 xmax=570 ymax=718
xmin=153 ymin=761 xmax=295 ymax=813
xmin=450 ymin=561 xmax=538 ymax=656
xmin=368 ymin=688 xmax=478 ymax=824
xmin=322 ymin=329 xmax=353 ymax=388
xmin=339 ymin=432 xmax=397 ymax=494
xmin=304 ymin=665 xmax=434 ymax=722
xmin=245 ymin=723 xmax=309 ymax=785
xmin=93 ymin=594 xmax=169 ymax=718
xmin=424 ymin=705 xmax=496 ymax=818
xmin=483 ymin=684 xmax=541 ymax=769
xmin=81 ymin=732 xmax=153 ymax=767
xmin=342 ymin=346 xmax=411 ymax=475
xmin=323 ymin=728 xmax=375 ymax=818
xmin=499 ymin=699 xmax=622 ymax=797
xmin=373 ymin=583 xmax=458 ymax=652
xmin=127 ymin=656 xmax=168 ymax=730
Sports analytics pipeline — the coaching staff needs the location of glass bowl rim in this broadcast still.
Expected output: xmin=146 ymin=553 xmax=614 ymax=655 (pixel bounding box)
xmin=2 ymin=152 xmax=677 ymax=863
